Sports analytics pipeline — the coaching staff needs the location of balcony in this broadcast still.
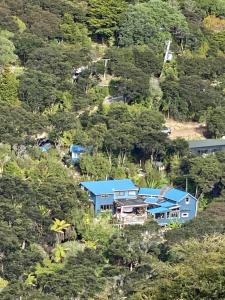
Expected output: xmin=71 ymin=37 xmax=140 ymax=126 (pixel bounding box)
xmin=114 ymin=213 xmax=147 ymax=225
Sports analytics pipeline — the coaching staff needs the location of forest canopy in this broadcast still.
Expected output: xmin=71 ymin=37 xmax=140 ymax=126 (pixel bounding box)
xmin=0 ymin=0 xmax=225 ymax=299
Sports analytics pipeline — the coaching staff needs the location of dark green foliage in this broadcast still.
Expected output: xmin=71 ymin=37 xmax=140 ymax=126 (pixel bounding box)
xmin=26 ymin=46 xmax=90 ymax=79
xmin=14 ymin=32 xmax=46 ymax=63
xmin=37 ymin=249 xmax=106 ymax=299
xmin=206 ymin=107 xmax=225 ymax=138
xmin=118 ymin=1 xmax=189 ymax=48
xmin=165 ymin=201 xmax=225 ymax=245
xmin=1 ymin=0 xmax=225 ymax=299
xmin=166 ymin=138 xmax=189 ymax=157
xmin=23 ymin=5 xmax=61 ymax=39
xmin=177 ymin=56 xmax=225 ymax=79
xmin=0 ymin=106 xmax=48 ymax=144
xmin=161 ymin=75 xmax=224 ymax=121
xmin=19 ymin=70 xmax=60 ymax=112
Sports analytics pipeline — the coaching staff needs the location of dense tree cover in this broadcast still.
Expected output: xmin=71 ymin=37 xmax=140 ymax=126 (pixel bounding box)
xmin=0 ymin=0 xmax=225 ymax=299
xmin=117 ymin=1 xmax=189 ymax=48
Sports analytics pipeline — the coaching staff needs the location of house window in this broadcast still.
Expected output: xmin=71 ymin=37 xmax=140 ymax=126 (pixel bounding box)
xmin=115 ymin=191 xmax=125 ymax=196
xmin=101 ymin=205 xmax=113 ymax=211
xmin=181 ymin=212 xmax=189 ymax=218
xmin=185 ymin=197 xmax=190 ymax=204
xmin=170 ymin=211 xmax=179 ymax=218
xmin=101 ymin=194 xmax=109 ymax=198
xmin=128 ymin=191 xmax=136 ymax=196
xmin=155 ymin=213 xmax=165 ymax=220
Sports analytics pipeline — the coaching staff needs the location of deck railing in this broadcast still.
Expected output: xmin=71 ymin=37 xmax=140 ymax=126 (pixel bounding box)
xmin=115 ymin=214 xmax=147 ymax=225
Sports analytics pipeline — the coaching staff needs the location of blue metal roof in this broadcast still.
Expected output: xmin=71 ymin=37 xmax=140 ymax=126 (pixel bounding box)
xmin=164 ymin=188 xmax=188 ymax=202
xmin=144 ymin=197 xmax=159 ymax=204
xmin=139 ymin=188 xmax=161 ymax=196
xmin=148 ymin=207 xmax=170 ymax=214
xmin=80 ymin=179 xmax=138 ymax=195
xmin=139 ymin=187 xmax=191 ymax=203
xmin=160 ymin=200 xmax=176 ymax=208
xmin=70 ymin=144 xmax=86 ymax=153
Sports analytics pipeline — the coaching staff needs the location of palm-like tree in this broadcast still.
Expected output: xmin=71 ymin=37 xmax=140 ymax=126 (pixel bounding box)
xmin=50 ymin=219 xmax=71 ymax=244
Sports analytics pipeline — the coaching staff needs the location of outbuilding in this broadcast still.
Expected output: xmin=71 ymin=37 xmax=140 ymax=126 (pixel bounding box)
xmin=188 ymin=139 xmax=225 ymax=155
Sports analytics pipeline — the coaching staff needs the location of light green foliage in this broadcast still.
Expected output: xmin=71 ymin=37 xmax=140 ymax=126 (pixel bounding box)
xmin=87 ymin=0 xmax=127 ymax=41
xmin=59 ymin=129 xmax=76 ymax=146
xmin=50 ymin=219 xmax=71 ymax=234
xmin=148 ymin=76 xmax=163 ymax=109
xmin=3 ymin=160 xmax=26 ymax=179
xmin=0 ymin=68 xmax=20 ymax=106
xmin=168 ymin=155 xmax=182 ymax=182
xmin=52 ymin=244 xmax=68 ymax=262
xmin=62 ymin=241 xmax=85 ymax=258
xmin=0 ymin=144 xmax=11 ymax=176
xmin=80 ymin=153 xmax=111 ymax=179
xmin=167 ymin=221 xmax=182 ymax=229
xmin=0 ymin=30 xmax=17 ymax=66
xmin=34 ymin=257 xmax=63 ymax=276
xmin=12 ymin=16 xmax=26 ymax=33
xmin=198 ymin=193 xmax=208 ymax=210
xmin=25 ymin=273 xmax=36 ymax=286
xmin=0 ymin=278 xmax=8 ymax=291
xmin=88 ymin=86 xmax=108 ymax=104
xmin=82 ymin=213 xmax=118 ymax=247
xmin=60 ymin=13 xmax=91 ymax=47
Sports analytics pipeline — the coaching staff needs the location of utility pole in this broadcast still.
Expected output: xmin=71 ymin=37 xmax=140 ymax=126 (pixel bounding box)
xmin=160 ymin=40 xmax=172 ymax=78
xmin=163 ymin=40 xmax=172 ymax=64
xmin=185 ymin=175 xmax=188 ymax=192
xmin=103 ymin=58 xmax=110 ymax=80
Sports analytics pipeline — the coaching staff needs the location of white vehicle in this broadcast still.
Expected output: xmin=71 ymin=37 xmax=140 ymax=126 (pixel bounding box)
xmin=162 ymin=127 xmax=172 ymax=135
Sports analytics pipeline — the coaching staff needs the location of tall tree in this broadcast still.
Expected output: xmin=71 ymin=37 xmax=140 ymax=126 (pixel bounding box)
xmin=0 ymin=68 xmax=19 ymax=106
xmin=118 ymin=0 xmax=189 ymax=48
xmin=87 ymin=0 xmax=127 ymax=42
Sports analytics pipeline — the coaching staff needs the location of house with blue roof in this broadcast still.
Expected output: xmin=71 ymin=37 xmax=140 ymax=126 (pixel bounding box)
xmin=139 ymin=186 xmax=198 ymax=225
xmin=80 ymin=179 xmax=139 ymax=214
xmin=70 ymin=144 xmax=87 ymax=163
xmin=80 ymin=180 xmax=198 ymax=225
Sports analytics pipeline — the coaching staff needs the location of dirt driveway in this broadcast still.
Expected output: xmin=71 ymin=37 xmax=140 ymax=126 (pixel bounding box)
xmin=165 ymin=119 xmax=206 ymax=140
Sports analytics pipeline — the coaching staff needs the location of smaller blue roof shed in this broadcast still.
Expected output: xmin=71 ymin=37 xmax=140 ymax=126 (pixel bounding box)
xmin=70 ymin=144 xmax=86 ymax=153
xmin=70 ymin=144 xmax=87 ymax=163
xmin=81 ymin=179 xmax=138 ymax=196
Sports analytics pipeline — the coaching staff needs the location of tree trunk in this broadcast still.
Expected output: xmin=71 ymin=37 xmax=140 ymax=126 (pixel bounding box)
xmin=195 ymin=185 xmax=198 ymax=198
xmin=130 ymin=263 xmax=133 ymax=272
xmin=21 ymin=240 xmax=26 ymax=250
